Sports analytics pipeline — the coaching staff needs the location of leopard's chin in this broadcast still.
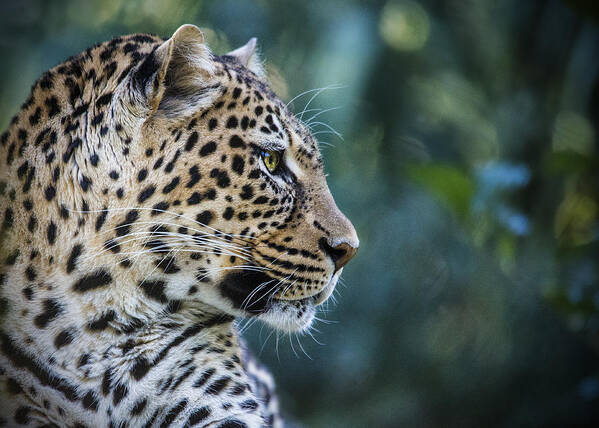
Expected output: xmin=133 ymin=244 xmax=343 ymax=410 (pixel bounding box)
xmin=257 ymin=269 xmax=342 ymax=332
xmin=257 ymin=299 xmax=316 ymax=332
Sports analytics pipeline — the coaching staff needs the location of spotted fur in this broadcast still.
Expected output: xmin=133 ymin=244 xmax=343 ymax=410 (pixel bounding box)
xmin=0 ymin=24 xmax=358 ymax=427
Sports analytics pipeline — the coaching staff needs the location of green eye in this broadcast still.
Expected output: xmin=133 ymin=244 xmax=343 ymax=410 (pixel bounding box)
xmin=262 ymin=150 xmax=280 ymax=172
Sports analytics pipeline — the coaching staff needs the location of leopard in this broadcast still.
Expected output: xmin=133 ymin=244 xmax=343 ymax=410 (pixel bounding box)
xmin=0 ymin=24 xmax=358 ymax=427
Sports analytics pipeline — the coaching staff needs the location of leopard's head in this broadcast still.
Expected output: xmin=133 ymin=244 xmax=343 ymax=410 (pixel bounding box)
xmin=98 ymin=25 xmax=358 ymax=332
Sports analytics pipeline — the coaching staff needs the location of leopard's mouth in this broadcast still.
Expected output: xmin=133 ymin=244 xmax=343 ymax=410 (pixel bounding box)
xmin=218 ymin=266 xmax=339 ymax=316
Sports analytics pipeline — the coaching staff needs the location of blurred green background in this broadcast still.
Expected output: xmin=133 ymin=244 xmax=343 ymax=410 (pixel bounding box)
xmin=2 ymin=0 xmax=599 ymax=427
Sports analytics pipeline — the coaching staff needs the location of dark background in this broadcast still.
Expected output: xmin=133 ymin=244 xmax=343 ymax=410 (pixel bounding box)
xmin=1 ymin=1 xmax=599 ymax=427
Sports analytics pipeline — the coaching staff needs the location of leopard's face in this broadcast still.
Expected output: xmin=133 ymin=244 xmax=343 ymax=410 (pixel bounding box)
xmin=101 ymin=26 xmax=358 ymax=332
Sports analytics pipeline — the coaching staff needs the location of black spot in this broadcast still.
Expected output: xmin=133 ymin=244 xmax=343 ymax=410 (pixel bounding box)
xmin=73 ymin=270 xmax=113 ymax=292
xmin=155 ymin=257 xmax=180 ymax=274
xmin=34 ymin=299 xmax=63 ymax=328
xmin=151 ymin=201 xmax=170 ymax=215
xmin=187 ymin=407 xmax=211 ymax=426
xmin=116 ymin=210 xmax=139 ymax=237
xmin=14 ymin=406 xmax=31 ymax=424
xmin=187 ymin=192 xmax=202 ymax=205
xmin=63 ymin=137 xmax=82 ymax=163
xmin=112 ymin=383 xmax=128 ymax=406
xmin=44 ymin=96 xmax=60 ymax=118
xmin=210 ymin=168 xmax=230 ymax=188
xmin=25 ymin=266 xmax=37 ymax=281
xmin=47 ymin=222 xmax=57 ymax=245
xmin=66 ymin=244 xmax=83 ymax=274
xmin=185 ymin=132 xmax=199 ymax=151
xmin=254 ymin=106 xmax=263 ymax=115
xmin=208 ymin=119 xmax=217 ymax=130
xmin=200 ymin=141 xmax=216 ymax=156
xmin=192 ymin=368 xmax=215 ymax=388
xmin=138 ymin=185 xmax=156 ymax=203
xmin=196 ymin=211 xmax=214 ymax=225
xmin=140 ymin=280 xmax=168 ymax=303
xmin=153 ymin=156 xmax=164 ymax=169
xmin=131 ymin=357 xmax=151 ymax=381
xmin=72 ymin=103 xmax=89 ymax=118
xmin=137 ymin=169 xmax=148 ymax=182
xmin=229 ymin=135 xmax=245 ymax=148
xmin=218 ymin=420 xmax=248 ymax=428
xmin=3 ymin=208 xmax=13 ymax=230
xmin=23 ymin=167 xmax=35 ymax=193
xmin=54 ymin=329 xmax=75 ymax=349
xmin=96 ymin=92 xmax=113 ymax=108
xmin=232 ymin=155 xmax=245 ymax=175
xmin=17 ymin=161 xmax=29 ymax=179
xmin=44 ymin=185 xmax=56 ymax=201
xmin=80 ymin=175 xmax=92 ymax=192
xmin=109 ymin=170 xmax=119 ymax=180
xmin=162 ymin=176 xmax=179 ymax=194
xmin=95 ymin=209 xmax=108 ymax=232
xmin=240 ymin=399 xmax=259 ymax=410
xmin=164 ymin=149 xmax=181 ymax=173
xmin=60 ymin=204 xmax=70 ymax=219
xmin=240 ymin=116 xmax=249 ymax=130
xmin=87 ymin=310 xmax=116 ymax=331
xmin=205 ymin=376 xmax=230 ymax=394
xmin=27 ymin=215 xmax=37 ymax=233
xmin=186 ymin=165 xmax=201 ymax=188
xmin=160 ymin=399 xmax=188 ymax=428
xmin=22 ymin=287 xmax=34 ymax=300
xmin=130 ymin=398 xmax=148 ymax=416
xmin=240 ymin=185 xmax=254 ymax=200
xmin=222 ymin=207 xmax=234 ymax=220
xmin=102 ymin=368 xmax=113 ymax=396
xmin=226 ymin=116 xmax=238 ymax=128
xmin=91 ymin=112 xmax=104 ymax=127
xmin=82 ymin=390 xmax=99 ymax=412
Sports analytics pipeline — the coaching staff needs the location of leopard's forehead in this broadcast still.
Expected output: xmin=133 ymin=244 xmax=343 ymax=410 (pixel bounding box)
xmin=208 ymin=55 xmax=323 ymax=172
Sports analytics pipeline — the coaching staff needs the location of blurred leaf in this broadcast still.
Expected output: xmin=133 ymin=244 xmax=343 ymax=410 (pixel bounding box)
xmin=405 ymin=164 xmax=474 ymax=216
xmin=543 ymin=151 xmax=597 ymax=175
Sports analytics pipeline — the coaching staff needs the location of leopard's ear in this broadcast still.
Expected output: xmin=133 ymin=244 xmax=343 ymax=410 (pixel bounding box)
xmin=226 ymin=38 xmax=266 ymax=79
xmin=122 ymin=24 xmax=221 ymax=118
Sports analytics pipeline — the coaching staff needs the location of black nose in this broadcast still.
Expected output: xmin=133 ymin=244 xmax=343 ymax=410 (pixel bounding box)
xmin=319 ymin=237 xmax=358 ymax=272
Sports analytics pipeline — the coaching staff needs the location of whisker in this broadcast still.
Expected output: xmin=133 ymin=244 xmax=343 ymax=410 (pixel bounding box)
xmin=285 ymin=84 xmax=343 ymax=108
xmin=304 ymin=106 xmax=343 ymax=125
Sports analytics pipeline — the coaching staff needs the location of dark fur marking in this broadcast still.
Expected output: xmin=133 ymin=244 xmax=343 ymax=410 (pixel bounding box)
xmin=54 ymin=329 xmax=75 ymax=349
xmin=34 ymin=299 xmax=63 ymax=328
xmin=159 ymin=399 xmax=188 ymax=428
xmin=185 ymin=132 xmax=199 ymax=151
xmin=138 ymin=185 xmax=156 ymax=203
xmin=73 ymin=270 xmax=113 ymax=292
xmin=200 ymin=141 xmax=217 ymax=157
xmin=187 ymin=407 xmax=211 ymax=426
xmin=87 ymin=310 xmax=116 ymax=331
xmin=140 ymin=280 xmax=168 ymax=303
xmin=66 ymin=244 xmax=83 ymax=273
xmin=0 ymin=333 xmax=79 ymax=401
xmin=131 ymin=398 xmax=148 ymax=416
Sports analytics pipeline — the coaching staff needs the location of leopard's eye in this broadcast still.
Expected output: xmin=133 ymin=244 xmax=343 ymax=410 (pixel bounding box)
xmin=262 ymin=150 xmax=280 ymax=173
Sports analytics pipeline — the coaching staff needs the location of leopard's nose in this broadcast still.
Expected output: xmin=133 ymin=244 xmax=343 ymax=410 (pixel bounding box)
xmin=319 ymin=237 xmax=358 ymax=272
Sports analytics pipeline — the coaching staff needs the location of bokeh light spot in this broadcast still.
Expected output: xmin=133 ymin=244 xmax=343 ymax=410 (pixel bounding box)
xmin=379 ymin=1 xmax=430 ymax=51
xmin=552 ymin=111 xmax=594 ymax=154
